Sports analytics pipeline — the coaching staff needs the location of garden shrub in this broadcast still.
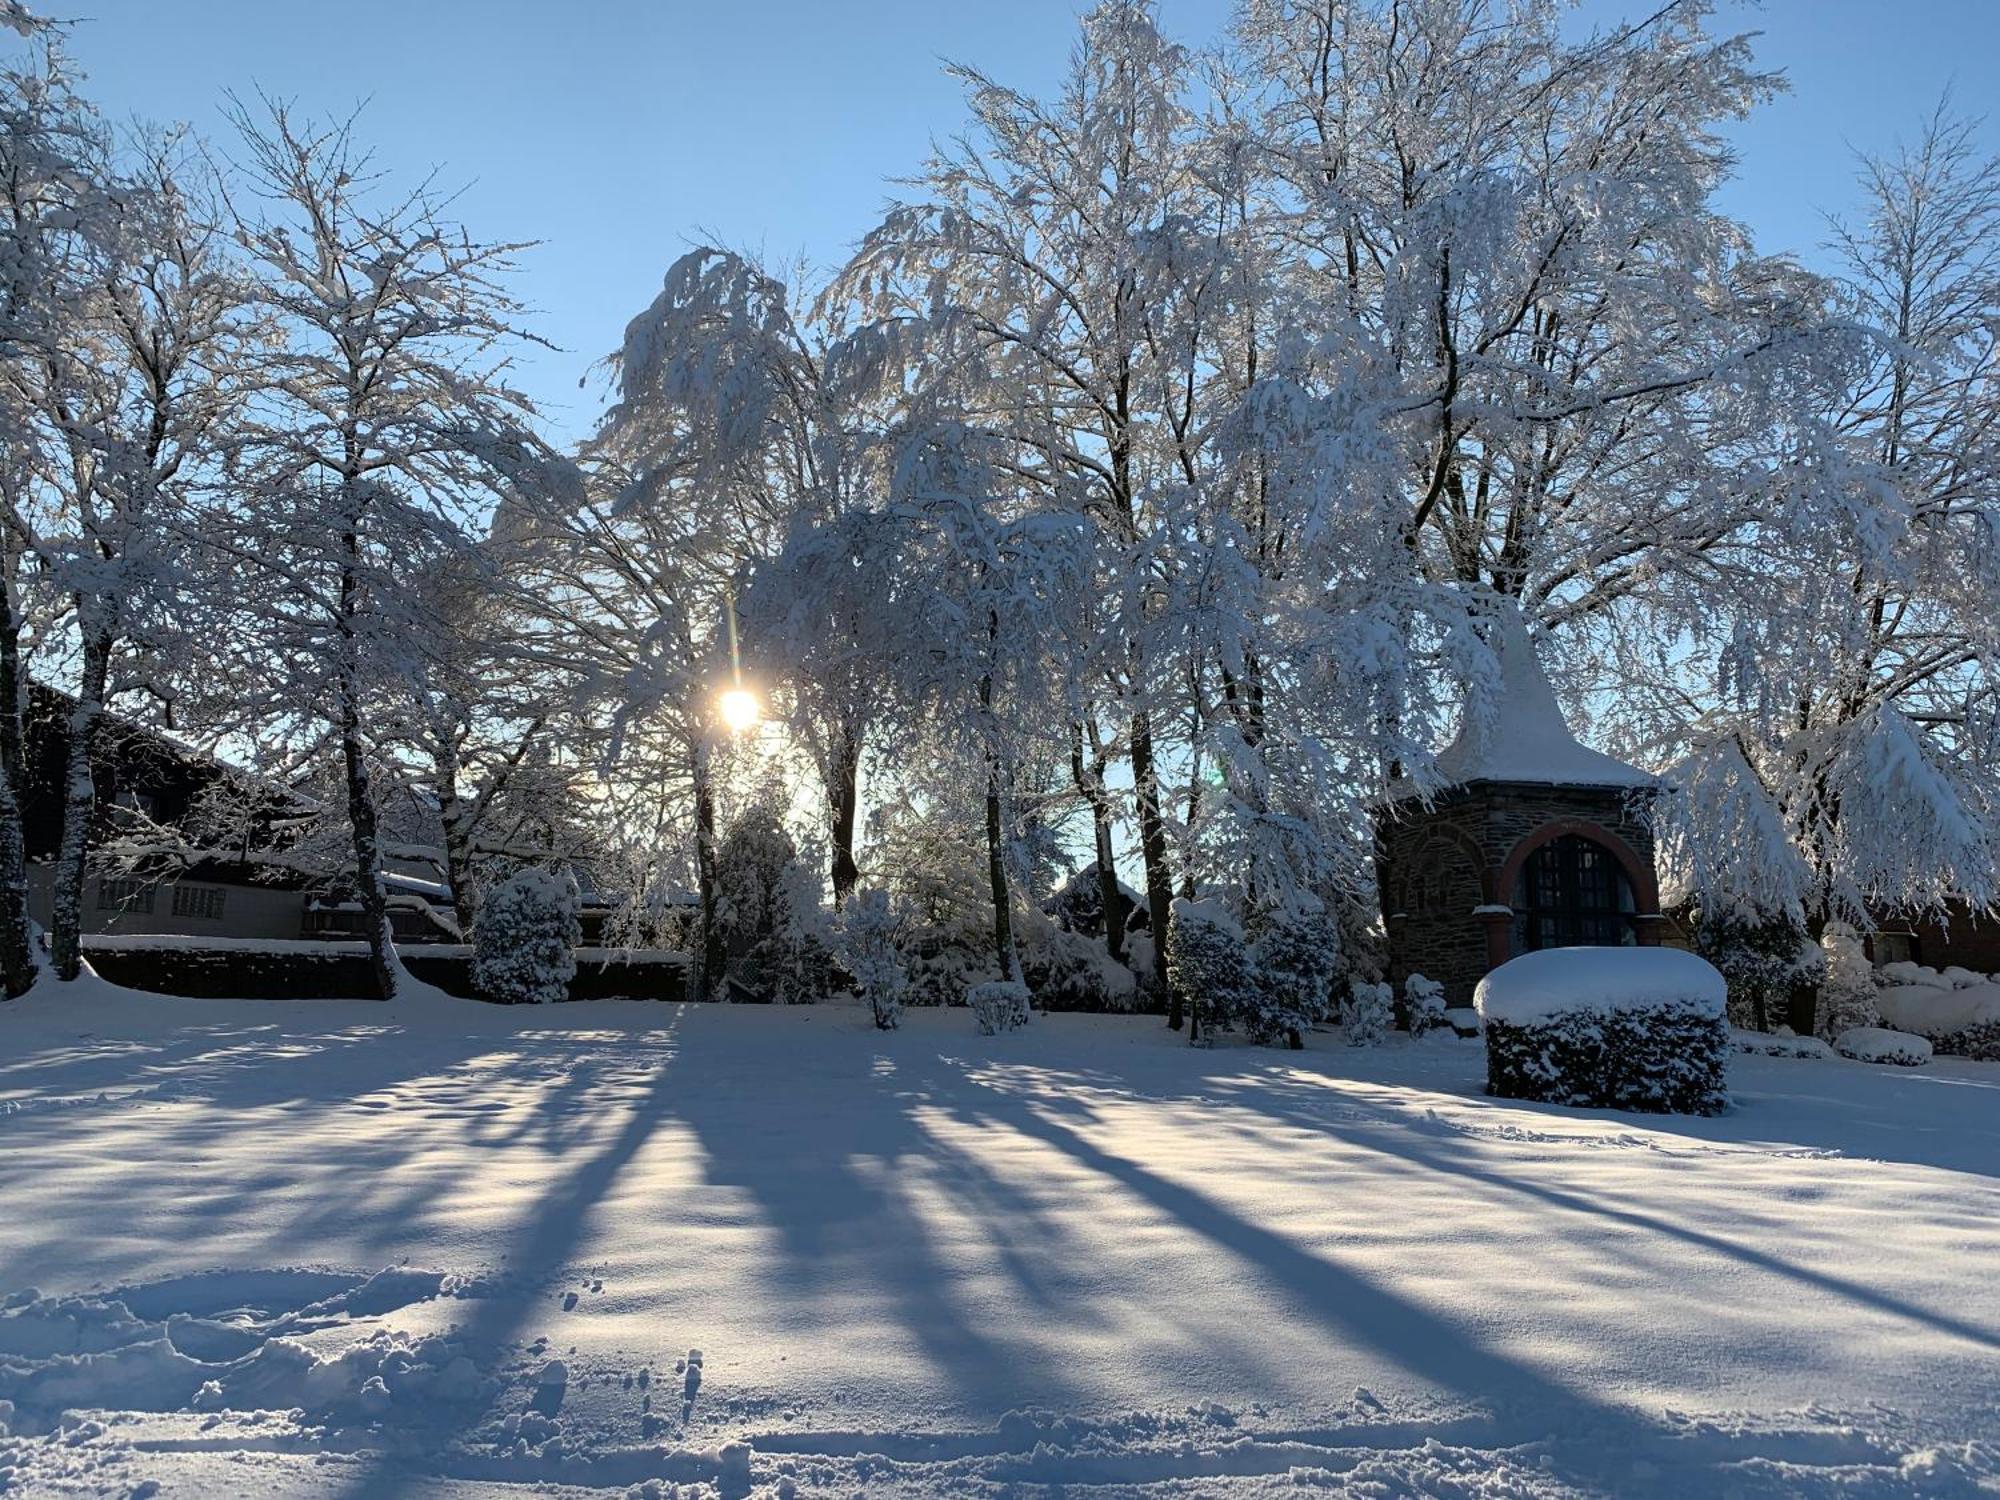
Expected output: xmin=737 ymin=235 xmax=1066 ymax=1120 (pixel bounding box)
xmin=1475 ymin=947 xmax=1729 ymax=1115
xmin=472 ymin=868 xmax=581 ymax=1005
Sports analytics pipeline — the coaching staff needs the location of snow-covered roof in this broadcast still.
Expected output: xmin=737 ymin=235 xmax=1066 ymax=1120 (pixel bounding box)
xmin=1434 ymin=607 xmax=1656 ymax=790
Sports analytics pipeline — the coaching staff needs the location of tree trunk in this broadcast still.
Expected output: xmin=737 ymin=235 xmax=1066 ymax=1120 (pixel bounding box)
xmin=0 ymin=564 xmax=34 ymax=997
xmin=694 ymin=741 xmax=725 ymax=1001
xmin=1129 ymin=708 xmax=1177 ymax=1024
xmin=1070 ymin=722 xmax=1126 ymax=965
xmin=829 ymin=720 xmax=861 ymax=909
xmin=340 ymin=684 xmax=398 ymax=1001
xmin=984 ymin=753 xmax=1019 ymax=981
xmin=335 ymin=512 xmax=397 ymax=1000
xmin=437 ymin=751 xmax=477 ymax=941
xmin=49 ymin=626 xmax=111 ymax=982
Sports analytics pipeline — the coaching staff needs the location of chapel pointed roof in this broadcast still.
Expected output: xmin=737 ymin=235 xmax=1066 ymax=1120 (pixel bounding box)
xmin=1434 ymin=605 xmax=1656 ymax=790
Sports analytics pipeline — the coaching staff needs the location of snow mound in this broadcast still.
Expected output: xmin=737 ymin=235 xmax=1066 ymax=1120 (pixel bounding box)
xmin=1875 ymin=980 xmax=2000 ymax=1037
xmin=1474 ymin=946 xmax=1726 ymax=1025
xmin=1834 ymin=1027 xmax=1933 ymax=1067
xmin=1732 ymin=1028 xmax=1834 ymax=1060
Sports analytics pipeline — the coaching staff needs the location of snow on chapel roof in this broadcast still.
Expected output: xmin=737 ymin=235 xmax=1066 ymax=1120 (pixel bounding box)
xmin=1433 ymin=607 xmax=1656 ymax=790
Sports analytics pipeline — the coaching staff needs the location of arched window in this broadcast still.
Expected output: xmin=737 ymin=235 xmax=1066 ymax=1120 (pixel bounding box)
xmin=1511 ymin=834 xmax=1636 ymax=952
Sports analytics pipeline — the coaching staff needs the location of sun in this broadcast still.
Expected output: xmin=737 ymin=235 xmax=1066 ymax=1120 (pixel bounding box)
xmin=718 ymin=687 xmax=762 ymax=734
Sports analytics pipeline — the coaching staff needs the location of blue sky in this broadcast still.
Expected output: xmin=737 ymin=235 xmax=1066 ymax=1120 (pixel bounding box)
xmin=54 ymin=0 xmax=1999 ymax=446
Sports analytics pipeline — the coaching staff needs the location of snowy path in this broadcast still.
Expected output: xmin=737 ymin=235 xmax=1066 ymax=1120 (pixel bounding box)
xmin=1 ymin=986 xmax=1995 ymax=1497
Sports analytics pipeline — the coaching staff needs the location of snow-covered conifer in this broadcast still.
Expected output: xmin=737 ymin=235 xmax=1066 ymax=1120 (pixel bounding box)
xmin=1344 ymin=981 xmax=1394 ymax=1048
xmin=1166 ymin=897 xmax=1256 ymax=1042
xmin=1404 ymin=973 xmax=1447 ymax=1037
xmin=1245 ymin=904 xmax=1338 ymax=1048
xmin=472 ymin=867 xmax=581 ymax=1006
xmin=1817 ymin=922 xmax=1881 ymax=1041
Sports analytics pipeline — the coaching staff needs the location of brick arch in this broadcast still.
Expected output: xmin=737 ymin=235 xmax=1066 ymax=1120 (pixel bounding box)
xmin=1392 ymin=819 xmax=1496 ymax=907
xmin=1496 ymin=818 xmax=1661 ymax=923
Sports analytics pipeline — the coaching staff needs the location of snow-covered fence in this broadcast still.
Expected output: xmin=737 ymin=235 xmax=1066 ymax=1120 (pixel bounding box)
xmin=80 ymin=936 xmax=689 ymax=1003
xmin=1475 ymin=948 xmax=1730 ymax=1115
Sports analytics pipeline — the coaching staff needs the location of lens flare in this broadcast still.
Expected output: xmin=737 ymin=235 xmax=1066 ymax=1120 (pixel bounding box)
xmin=719 ymin=687 xmax=761 ymax=733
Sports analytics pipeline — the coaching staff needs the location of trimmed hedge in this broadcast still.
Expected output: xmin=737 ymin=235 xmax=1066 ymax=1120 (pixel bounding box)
xmin=80 ymin=938 xmax=688 ymax=1003
xmin=1484 ymin=1002 xmax=1730 ymax=1115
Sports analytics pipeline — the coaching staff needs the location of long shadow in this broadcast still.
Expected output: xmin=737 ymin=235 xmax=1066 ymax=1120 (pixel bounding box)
xmin=666 ymin=1035 xmax=1098 ymax=1422
xmin=335 ymin=1011 xmax=689 ymax=1500
xmin=938 ymin=1069 xmax=1670 ymax=1492
xmin=1200 ymin=1072 xmax=2000 ymax=1355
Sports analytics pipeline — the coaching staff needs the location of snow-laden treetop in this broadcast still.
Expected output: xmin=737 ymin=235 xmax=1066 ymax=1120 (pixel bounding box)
xmin=1435 ymin=608 xmax=1656 ymax=791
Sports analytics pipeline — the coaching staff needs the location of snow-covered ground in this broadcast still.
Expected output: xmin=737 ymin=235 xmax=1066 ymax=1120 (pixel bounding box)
xmin=1 ymin=983 xmax=1996 ymax=1497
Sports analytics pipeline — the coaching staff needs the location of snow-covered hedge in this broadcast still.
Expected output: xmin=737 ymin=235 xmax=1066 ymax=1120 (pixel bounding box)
xmin=1834 ymin=1026 xmax=1933 ymax=1067
xmin=473 ymin=869 xmax=581 ymax=1005
xmin=1475 ymin=948 xmax=1730 ymax=1115
xmin=968 ymin=979 xmax=1031 ymax=1035
xmin=1872 ymin=965 xmax=2000 ymax=1061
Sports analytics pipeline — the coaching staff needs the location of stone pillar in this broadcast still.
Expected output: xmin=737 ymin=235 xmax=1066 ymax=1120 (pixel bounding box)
xmin=1633 ymin=913 xmax=1664 ymax=948
xmin=1478 ymin=905 xmax=1513 ymax=972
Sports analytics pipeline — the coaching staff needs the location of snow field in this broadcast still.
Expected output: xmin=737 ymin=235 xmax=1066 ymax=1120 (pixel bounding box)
xmin=0 ymin=983 xmax=1996 ymax=1496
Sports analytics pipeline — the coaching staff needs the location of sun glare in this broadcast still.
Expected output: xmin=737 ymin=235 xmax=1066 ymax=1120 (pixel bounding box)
xmin=719 ymin=687 xmax=762 ymax=734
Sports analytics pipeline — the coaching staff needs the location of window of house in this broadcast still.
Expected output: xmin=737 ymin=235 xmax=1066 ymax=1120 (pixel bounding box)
xmin=1511 ymin=834 xmax=1636 ymax=953
xmin=171 ymin=884 xmax=226 ymax=921
xmin=96 ymin=877 xmax=155 ymax=913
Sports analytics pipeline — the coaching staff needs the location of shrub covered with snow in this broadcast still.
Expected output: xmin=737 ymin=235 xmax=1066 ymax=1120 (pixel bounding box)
xmin=1475 ymin=948 xmax=1729 ymax=1114
xmin=1166 ymin=898 xmax=1256 ymax=1038
xmin=968 ymin=978 xmax=1031 ymax=1035
xmin=1834 ymin=1026 xmax=1933 ymax=1066
xmin=1343 ymin=980 xmax=1393 ymax=1047
xmin=1694 ymin=910 xmax=1820 ymax=1032
xmin=471 ymin=868 xmax=581 ymax=1005
xmin=1244 ymin=904 xmax=1339 ymax=1047
xmin=1732 ymin=1027 xmax=1835 ymax=1060
xmin=1018 ymin=914 xmax=1140 ymax=1012
xmin=1815 ymin=922 xmax=1880 ymax=1041
xmin=1403 ymin=972 xmax=1447 ymax=1036
xmin=837 ymin=888 xmax=908 ymax=1031
xmin=1870 ymin=971 xmax=2000 ymax=1061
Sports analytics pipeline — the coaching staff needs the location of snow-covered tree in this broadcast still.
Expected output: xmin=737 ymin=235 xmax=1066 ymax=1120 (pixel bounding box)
xmin=1817 ymin=920 xmax=1881 ymax=1041
xmin=1166 ymin=896 xmax=1255 ymax=1041
xmin=472 ymin=866 xmax=580 ymax=1005
xmin=1245 ymin=902 xmax=1338 ymax=1047
xmin=838 ymin=886 xmax=907 ymax=1030
xmin=1404 ymin=972 xmax=1446 ymax=1036
xmin=216 ymin=100 xmax=563 ymax=999
xmin=1343 ymin=979 xmax=1393 ymax=1048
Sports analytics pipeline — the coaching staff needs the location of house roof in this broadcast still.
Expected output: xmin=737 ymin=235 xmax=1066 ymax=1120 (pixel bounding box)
xmin=1433 ymin=606 xmax=1656 ymax=791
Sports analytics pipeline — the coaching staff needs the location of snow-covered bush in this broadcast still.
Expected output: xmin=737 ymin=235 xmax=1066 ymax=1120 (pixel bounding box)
xmin=968 ymin=979 xmax=1031 ymax=1035
xmin=1475 ymin=948 xmax=1730 ymax=1115
xmin=1018 ymin=917 xmax=1138 ymax=1012
xmin=1166 ymin=898 xmax=1256 ymax=1039
xmin=837 ymin=888 xmax=907 ymax=1031
xmin=1816 ymin=922 xmax=1880 ymax=1041
xmin=1834 ymin=1026 xmax=1932 ymax=1067
xmin=1695 ymin=911 xmax=1820 ymax=1033
xmin=1343 ymin=980 xmax=1393 ymax=1047
xmin=1403 ymin=972 xmax=1446 ymax=1036
xmin=1245 ymin=905 xmax=1339 ymax=1047
xmin=1871 ymin=973 xmax=2000 ymax=1060
xmin=714 ymin=806 xmax=825 ymax=1001
xmin=472 ymin=868 xmax=581 ymax=1005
